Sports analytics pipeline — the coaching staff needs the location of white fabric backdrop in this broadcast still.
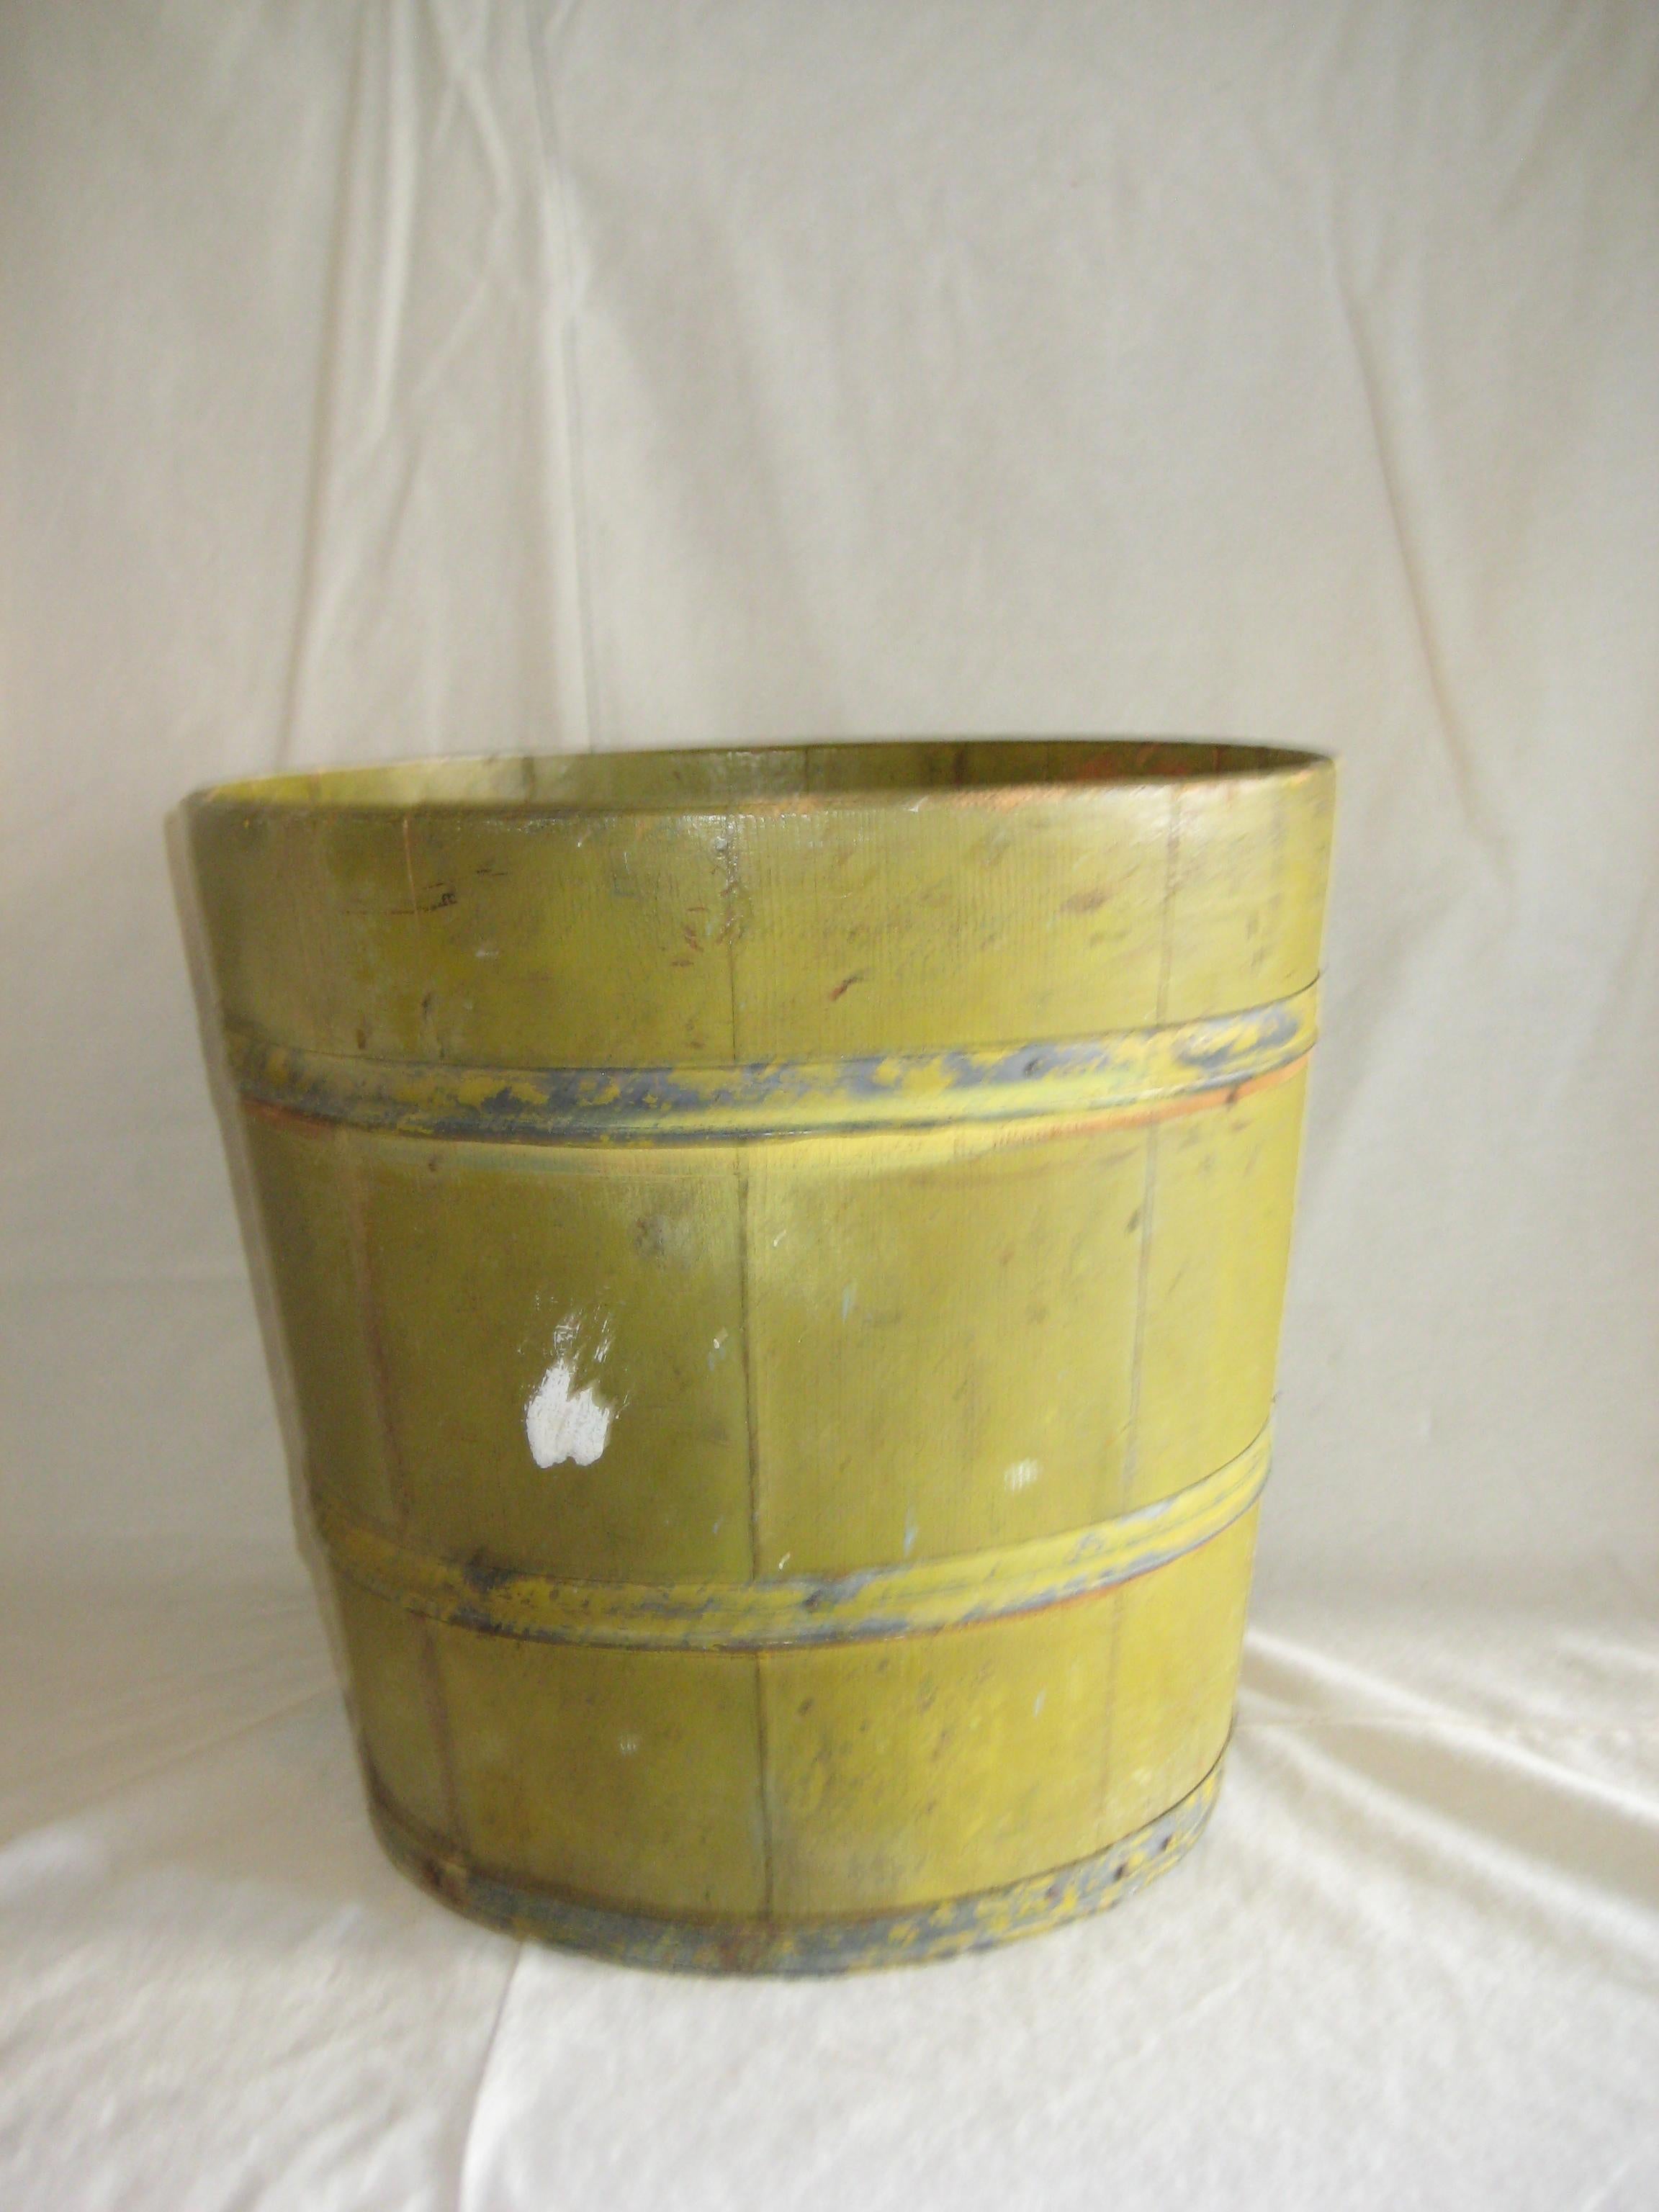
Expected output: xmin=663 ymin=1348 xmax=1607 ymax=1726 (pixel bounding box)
xmin=1 ymin=2 xmax=1655 ymax=2205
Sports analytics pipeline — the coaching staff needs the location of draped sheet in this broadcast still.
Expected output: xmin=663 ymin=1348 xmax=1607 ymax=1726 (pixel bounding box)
xmin=1 ymin=2 xmax=1655 ymax=2202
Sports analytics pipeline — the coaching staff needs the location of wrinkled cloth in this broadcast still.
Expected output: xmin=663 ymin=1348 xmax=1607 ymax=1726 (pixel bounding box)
xmin=1 ymin=1 xmax=1655 ymax=2204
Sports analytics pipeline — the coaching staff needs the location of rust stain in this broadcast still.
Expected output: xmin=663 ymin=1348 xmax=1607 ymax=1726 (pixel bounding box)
xmin=241 ymin=1093 xmax=331 ymax=1138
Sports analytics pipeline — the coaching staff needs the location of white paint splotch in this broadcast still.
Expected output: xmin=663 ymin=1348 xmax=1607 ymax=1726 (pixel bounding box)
xmin=524 ymin=1318 xmax=613 ymax=1468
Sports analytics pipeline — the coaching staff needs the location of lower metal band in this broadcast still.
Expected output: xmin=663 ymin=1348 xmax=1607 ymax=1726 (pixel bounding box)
xmin=315 ymin=1426 xmax=1268 ymax=1652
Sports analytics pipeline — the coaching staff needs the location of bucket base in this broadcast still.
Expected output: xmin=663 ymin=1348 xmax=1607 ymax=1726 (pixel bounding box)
xmin=367 ymin=1751 xmax=1224 ymax=1976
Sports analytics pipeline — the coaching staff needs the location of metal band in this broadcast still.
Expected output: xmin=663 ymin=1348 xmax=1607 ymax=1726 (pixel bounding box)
xmin=369 ymin=1749 xmax=1225 ymax=1974
xmin=316 ymin=1426 xmax=1269 ymax=1652
xmin=228 ymin=985 xmax=1316 ymax=1143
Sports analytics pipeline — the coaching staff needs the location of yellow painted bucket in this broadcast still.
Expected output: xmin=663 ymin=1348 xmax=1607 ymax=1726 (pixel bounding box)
xmin=184 ymin=740 xmax=1334 ymax=1972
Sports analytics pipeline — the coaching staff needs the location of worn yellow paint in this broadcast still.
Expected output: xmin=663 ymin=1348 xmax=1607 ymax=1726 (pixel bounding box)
xmin=436 ymin=1632 xmax=770 ymax=1917
xmin=184 ymin=739 xmax=1333 ymax=1973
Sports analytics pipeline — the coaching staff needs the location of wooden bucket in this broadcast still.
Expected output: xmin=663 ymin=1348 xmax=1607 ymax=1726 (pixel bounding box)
xmin=185 ymin=740 xmax=1334 ymax=1972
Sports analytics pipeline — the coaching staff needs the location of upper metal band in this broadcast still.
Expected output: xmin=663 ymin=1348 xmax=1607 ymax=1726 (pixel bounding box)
xmin=228 ymin=985 xmax=1316 ymax=1143
xmin=315 ymin=1425 xmax=1269 ymax=1651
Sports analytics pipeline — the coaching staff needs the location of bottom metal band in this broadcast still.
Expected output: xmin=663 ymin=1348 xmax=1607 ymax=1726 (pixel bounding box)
xmin=367 ymin=1751 xmax=1225 ymax=1976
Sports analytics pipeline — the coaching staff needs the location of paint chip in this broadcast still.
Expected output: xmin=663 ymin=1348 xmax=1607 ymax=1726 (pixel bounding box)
xmin=525 ymin=1328 xmax=613 ymax=1468
xmin=1004 ymin=1459 xmax=1041 ymax=1492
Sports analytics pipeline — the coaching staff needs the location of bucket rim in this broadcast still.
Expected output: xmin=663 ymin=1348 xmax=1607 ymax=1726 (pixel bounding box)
xmin=184 ymin=737 xmax=1334 ymax=819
